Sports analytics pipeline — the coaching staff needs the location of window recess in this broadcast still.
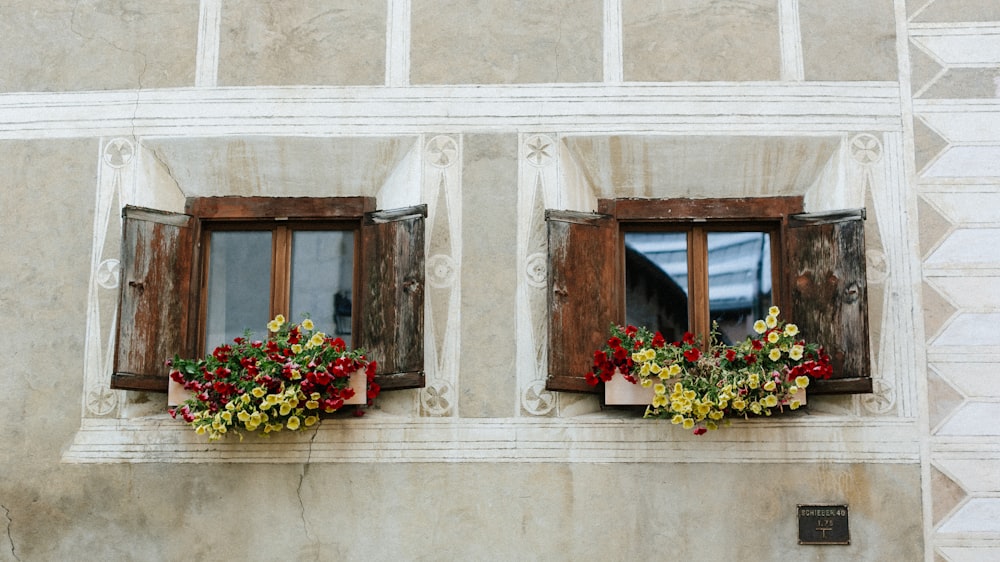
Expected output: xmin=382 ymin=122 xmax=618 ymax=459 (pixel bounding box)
xmin=112 ymin=197 xmax=426 ymax=395
xmin=546 ymin=197 xmax=871 ymax=396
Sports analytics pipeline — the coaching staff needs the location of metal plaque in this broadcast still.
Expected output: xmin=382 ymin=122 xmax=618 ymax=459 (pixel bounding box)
xmin=798 ymin=504 xmax=850 ymax=545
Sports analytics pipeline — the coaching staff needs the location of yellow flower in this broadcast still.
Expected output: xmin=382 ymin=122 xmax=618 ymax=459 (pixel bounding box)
xmin=788 ymin=386 xmax=799 ymax=395
xmin=237 ymin=411 xmax=250 ymax=422
xmin=748 ymin=373 xmax=760 ymax=389
xmin=308 ymin=333 xmax=325 ymax=348
xmin=632 ymin=352 xmax=645 ymax=363
xmin=709 ymin=410 xmax=724 ymax=420
xmin=644 ymin=349 xmax=656 ymax=361
xmin=682 ymin=418 xmax=695 ymax=429
xmin=784 ymin=323 xmax=799 ymax=337
xmin=769 ymin=306 xmax=780 ymax=317
xmin=195 ymin=425 xmax=207 ymax=435
xmin=267 ymin=314 xmax=286 ymax=332
xmin=310 ymin=392 xmax=321 ymax=401
xmin=668 ymin=364 xmax=682 ymax=377
xmin=768 ymin=348 xmax=782 ymax=361
xmin=304 ymin=415 xmax=319 ymax=427
xmin=221 ymin=411 xmax=233 ymax=423
xmin=286 ymin=416 xmax=301 ymax=430
xmin=306 ymin=400 xmax=319 ymax=410
xmin=289 ymin=369 xmax=301 ymax=380
xmin=639 ymin=363 xmax=650 ymax=376
xmin=301 ymin=318 xmax=314 ymax=331
xmin=671 ymin=414 xmax=684 ymax=425
xmin=766 ymin=315 xmax=778 ymax=329
xmin=763 ymin=380 xmax=776 ymax=392
xmin=649 ymin=363 xmax=662 ymax=375
xmin=789 ymin=345 xmax=804 ymax=361
xmin=753 ymin=320 xmax=767 ymax=334
xmin=266 ymin=394 xmax=279 ymax=405
xmin=683 ymin=390 xmax=696 ymax=401
xmin=764 ymin=394 xmax=778 ymax=407
xmin=750 ymin=402 xmax=762 ymax=414
xmin=795 ymin=376 xmax=810 ymax=388
xmin=652 ymin=395 xmax=668 ymax=407
xmin=654 ymin=383 xmax=666 ymax=395
xmin=291 ymin=344 xmax=303 ymax=355
xmin=251 ymin=387 xmax=266 ymax=398
xmin=789 ymin=400 xmax=801 ymax=410
xmin=732 ymin=399 xmax=746 ymax=410
xmin=279 ymin=403 xmax=292 ymax=416
xmin=767 ymin=331 xmax=780 ymax=344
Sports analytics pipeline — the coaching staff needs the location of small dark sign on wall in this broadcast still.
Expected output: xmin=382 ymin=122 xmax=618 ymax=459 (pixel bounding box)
xmin=798 ymin=505 xmax=850 ymax=545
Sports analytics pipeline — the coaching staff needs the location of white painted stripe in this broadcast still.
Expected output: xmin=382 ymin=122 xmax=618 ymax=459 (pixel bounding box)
xmin=778 ymin=0 xmax=804 ymax=81
xmin=195 ymin=0 xmax=222 ymax=88
xmin=937 ymin=403 xmax=1000 ymax=437
xmin=938 ymin=498 xmax=1000 ymax=533
xmin=933 ymin=313 xmax=1000 ymax=346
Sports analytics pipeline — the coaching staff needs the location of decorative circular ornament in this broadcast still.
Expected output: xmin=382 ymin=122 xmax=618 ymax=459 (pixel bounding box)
xmin=522 ymin=380 xmax=555 ymax=416
xmin=421 ymin=381 xmax=453 ymax=416
xmin=525 ymin=253 xmax=547 ymax=288
xmin=96 ymin=258 xmax=121 ymax=289
xmin=861 ymin=379 xmax=895 ymax=415
xmin=426 ymin=135 xmax=458 ymax=168
xmin=850 ymin=134 xmax=882 ymax=165
xmin=523 ymin=135 xmax=554 ymax=167
xmin=866 ymin=249 xmax=889 ymax=284
xmin=427 ymin=254 xmax=456 ymax=288
xmin=86 ymin=384 xmax=118 ymax=416
xmin=103 ymin=138 xmax=134 ymax=168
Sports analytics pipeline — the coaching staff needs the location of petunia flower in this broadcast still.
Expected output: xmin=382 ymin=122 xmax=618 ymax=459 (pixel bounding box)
xmin=267 ymin=315 xmax=286 ymax=332
xmin=753 ymin=320 xmax=767 ymax=334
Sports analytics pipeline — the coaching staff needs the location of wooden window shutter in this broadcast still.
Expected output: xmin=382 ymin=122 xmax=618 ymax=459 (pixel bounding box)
xmin=546 ymin=210 xmax=621 ymax=393
xmin=786 ymin=209 xmax=872 ymax=394
xmin=112 ymin=206 xmax=199 ymax=392
xmin=360 ymin=205 xmax=427 ymax=390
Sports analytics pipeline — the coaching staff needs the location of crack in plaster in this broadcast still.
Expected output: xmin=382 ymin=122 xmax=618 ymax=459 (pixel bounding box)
xmin=296 ymin=430 xmax=319 ymax=561
xmin=70 ymin=0 xmax=148 ymax=140
xmin=146 ymin=145 xmax=185 ymax=197
xmin=2 ymin=505 xmax=20 ymax=562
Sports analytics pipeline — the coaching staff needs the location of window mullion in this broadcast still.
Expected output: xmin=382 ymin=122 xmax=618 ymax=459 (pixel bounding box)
xmin=688 ymin=226 xmax=711 ymax=346
xmin=272 ymin=224 xmax=292 ymax=321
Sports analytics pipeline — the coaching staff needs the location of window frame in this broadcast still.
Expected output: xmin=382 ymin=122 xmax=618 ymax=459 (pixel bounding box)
xmin=196 ymin=218 xmax=361 ymax=356
xmin=112 ymin=196 xmax=427 ymax=394
xmin=547 ymin=196 xmax=872 ymax=396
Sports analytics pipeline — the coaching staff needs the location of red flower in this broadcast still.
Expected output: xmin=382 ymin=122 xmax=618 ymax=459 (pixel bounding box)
xmin=651 ymin=332 xmax=666 ymax=348
xmin=683 ymin=347 xmax=701 ymax=362
xmin=725 ymin=349 xmax=737 ymax=362
xmin=751 ymin=339 xmax=763 ymax=350
xmin=625 ymin=325 xmax=638 ymax=337
xmin=682 ymin=332 xmax=696 ymax=345
xmin=608 ymin=336 xmax=622 ymax=349
xmin=693 ymin=427 xmax=707 ymax=436
xmin=585 ymin=372 xmax=600 ymax=386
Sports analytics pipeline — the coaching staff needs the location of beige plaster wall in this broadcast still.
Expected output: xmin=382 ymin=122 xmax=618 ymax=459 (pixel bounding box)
xmin=218 ymin=1 xmax=387 ymax=86
xmin=410 ymin=0 xmax=603 ymax=84
xmin=0 ymin=1 xmax=197 ymax=92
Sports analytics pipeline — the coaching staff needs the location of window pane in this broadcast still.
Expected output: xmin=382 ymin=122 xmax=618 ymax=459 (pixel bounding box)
xmin=624 ymin=232 xmax=689 ymax=343
xmin=290 ymin=230 xmax=355 ymax=346
xmin=205 ymin=231 xmax=272 ymax=350
xmin=707 ymin=231 xmax=771 ymax=344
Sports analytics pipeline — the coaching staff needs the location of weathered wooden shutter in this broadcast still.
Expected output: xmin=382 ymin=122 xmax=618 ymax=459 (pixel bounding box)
xmin=360 ymin=205 xmax=427 ymax=390
xmin=112 ymin=206 xmax=198 ymax=392
xmin=546 ymin=210 xmax=621 ymax=393
xmin=786 ymin=209 xmax=872 ymax=394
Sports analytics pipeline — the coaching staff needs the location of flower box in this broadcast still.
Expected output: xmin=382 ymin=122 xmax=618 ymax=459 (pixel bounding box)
xmin=604 ymin=369 xmax=655 ymax=405
xmin=170 ymin=368 xmax=368 ymax=407
xmin=167 ymin=316 xmax=379 ymax=439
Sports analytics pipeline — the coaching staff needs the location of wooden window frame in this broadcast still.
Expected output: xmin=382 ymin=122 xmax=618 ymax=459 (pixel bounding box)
xmin=112 ymin=196 xmax=427 ymax=394
xmin=547 ymin=196 xmax=872 ymax=396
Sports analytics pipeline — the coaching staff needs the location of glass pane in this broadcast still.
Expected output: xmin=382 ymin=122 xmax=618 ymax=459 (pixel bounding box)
xmin=205 ymin=231 xmax=272 ymax=350
xmin=290 ymin=230 xmax=355 ymax=347
xmin=624 ymin=232 xmax=689 ymax=343
xmin=707 ymin=231 xmax=771 ymax=344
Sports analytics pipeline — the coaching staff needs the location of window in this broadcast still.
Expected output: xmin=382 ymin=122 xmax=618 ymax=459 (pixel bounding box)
xmin=546 ymin=196 xmax=871 ymax=395
xmin=111 ymin=197 xmax=426 ymax=394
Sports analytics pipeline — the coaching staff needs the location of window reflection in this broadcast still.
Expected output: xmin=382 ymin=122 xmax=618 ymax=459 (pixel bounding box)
xmin=205 ymin=231 xmax=272 ymax=350
xmin=625 ymin=232 xmax=689 ymax=343
xmin=707 ymin=232 xmax=771 ymax=344
xmin=290 ymin=230 xmax=355 ymax=347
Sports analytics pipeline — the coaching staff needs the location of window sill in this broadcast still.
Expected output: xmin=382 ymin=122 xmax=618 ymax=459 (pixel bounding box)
xmin=63 ymin=412 xmax=919 ymax=464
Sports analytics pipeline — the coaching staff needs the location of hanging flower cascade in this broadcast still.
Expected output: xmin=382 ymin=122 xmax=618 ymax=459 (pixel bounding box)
xmin=588 ymin=307 xmax=832 ymax=435
xmin=169 ymin=315 xmax=379 ymax=440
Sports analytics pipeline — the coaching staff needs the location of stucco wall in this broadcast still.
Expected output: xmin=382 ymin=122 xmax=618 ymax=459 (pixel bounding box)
xmin=1 ymin=1 xmax=996 ymax=560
